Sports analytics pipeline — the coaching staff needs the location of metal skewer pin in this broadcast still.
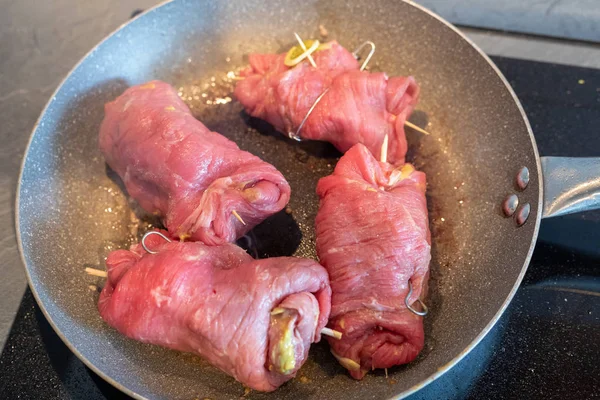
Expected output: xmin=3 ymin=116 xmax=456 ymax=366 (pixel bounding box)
xmin=405 ymin=281 xmax=428 ymax=316
xmin=84 ymin=231 xmax=174 ymax=278
xmin=292 ymin=87 xmax=329 ymax=141
xmin=142 ymin=230 xmax=172 ymax=254
xmin=352 ymin=40 xmax=376 ymax=71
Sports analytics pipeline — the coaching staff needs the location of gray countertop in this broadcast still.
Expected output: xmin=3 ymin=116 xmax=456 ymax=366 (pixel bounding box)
xmin=1 ymin=0 xmax=599 ymax=352
xmin=417 ymin=0 xmax=600 ymax=42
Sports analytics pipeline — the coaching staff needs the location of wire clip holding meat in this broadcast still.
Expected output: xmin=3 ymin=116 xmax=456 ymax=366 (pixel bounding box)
xmin=352 ymin=41 xmax=376 ymax=71
xmin=405 ymin=281 xmax=428 ymax=316
xmin=141 ymin=231 xmax=172 ymax=254
xmin=294 ymin=41 xmax=377 ymax=139
xmin=288 ymin=32 xmax=319 ymax=141
xmin=293 ymin=87 xmax=330 ymax=141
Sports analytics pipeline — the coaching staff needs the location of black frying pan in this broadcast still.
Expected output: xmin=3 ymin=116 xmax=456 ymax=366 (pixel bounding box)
xmin=15 ymin=0 xmax=600 ymax=399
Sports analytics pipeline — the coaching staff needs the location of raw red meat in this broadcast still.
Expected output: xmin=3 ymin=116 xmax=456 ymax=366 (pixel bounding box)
xmin=315 ymin=144 xmax=430 ymax=379
xmin=235 ymin=41 xmax=420 ymax=164
xmin=98 ymin=233 xmax=331 ymax=392
xmin=99 ymin=80 xmax=290 ymax=245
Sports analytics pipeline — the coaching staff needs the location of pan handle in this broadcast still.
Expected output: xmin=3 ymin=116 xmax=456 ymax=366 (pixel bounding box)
xmin=541 ymin=157 xmax=600 ymax=218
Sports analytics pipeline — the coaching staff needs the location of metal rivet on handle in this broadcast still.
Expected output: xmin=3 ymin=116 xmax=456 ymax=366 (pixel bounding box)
xmin=502 ymin=194 xmax=519 ymax=217
xmin=516 ymin=203 xmax=531 ymax=226
xmin=516 ymin=167 xmax=529 ymax=190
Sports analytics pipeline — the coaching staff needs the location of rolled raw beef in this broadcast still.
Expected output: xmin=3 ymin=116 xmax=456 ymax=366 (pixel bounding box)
xmin=235 ymin=41 xmax=419 ymax=164
xmin=315 ymin=144 xmax=430 ymax=379
xmin=98 ymin=233 xmax=331 ymax=392
xmin=99 ymin=80 xmax=291 ymax=245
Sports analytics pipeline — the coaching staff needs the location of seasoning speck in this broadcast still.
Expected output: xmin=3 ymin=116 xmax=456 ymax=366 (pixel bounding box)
xmin=578 ymin=79 xmax=585 ymax=84
xmin=214 ymin=97 xmax=232 ymax=105
xmin=319 ymin=24 xmax=328 ymax=37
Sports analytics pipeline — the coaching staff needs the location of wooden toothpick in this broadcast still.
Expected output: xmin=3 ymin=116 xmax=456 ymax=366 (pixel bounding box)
xmin=380 ymin=134 xmax=389 ymax=163
xmin=404 ymin=120 xmax=430 ymax=135
xmin=85 ymin=267 xmax=108 ymax=278
xmin=232 ymin=210 xmax=247 ymax=225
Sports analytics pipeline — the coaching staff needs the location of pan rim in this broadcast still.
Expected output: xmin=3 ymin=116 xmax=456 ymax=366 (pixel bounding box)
xmin=13 ymin=1 xmax=543 ymax=399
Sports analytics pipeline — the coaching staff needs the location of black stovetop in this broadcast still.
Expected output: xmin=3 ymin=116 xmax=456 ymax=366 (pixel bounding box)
xmin=1 ymin=56 xmax=599 ymax=400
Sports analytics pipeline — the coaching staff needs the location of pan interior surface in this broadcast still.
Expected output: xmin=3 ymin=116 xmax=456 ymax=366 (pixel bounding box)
xmin=17 ymin=0 xmax=540 ymax=399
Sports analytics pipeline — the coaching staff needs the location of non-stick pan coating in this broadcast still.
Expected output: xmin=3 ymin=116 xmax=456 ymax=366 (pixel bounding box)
xmin=16 ymin=0 xmax=541 ymax=399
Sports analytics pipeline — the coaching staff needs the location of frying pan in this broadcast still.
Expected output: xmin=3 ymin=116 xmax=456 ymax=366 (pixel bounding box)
xmin=15 ymin=0 xmax=600 ymax=399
